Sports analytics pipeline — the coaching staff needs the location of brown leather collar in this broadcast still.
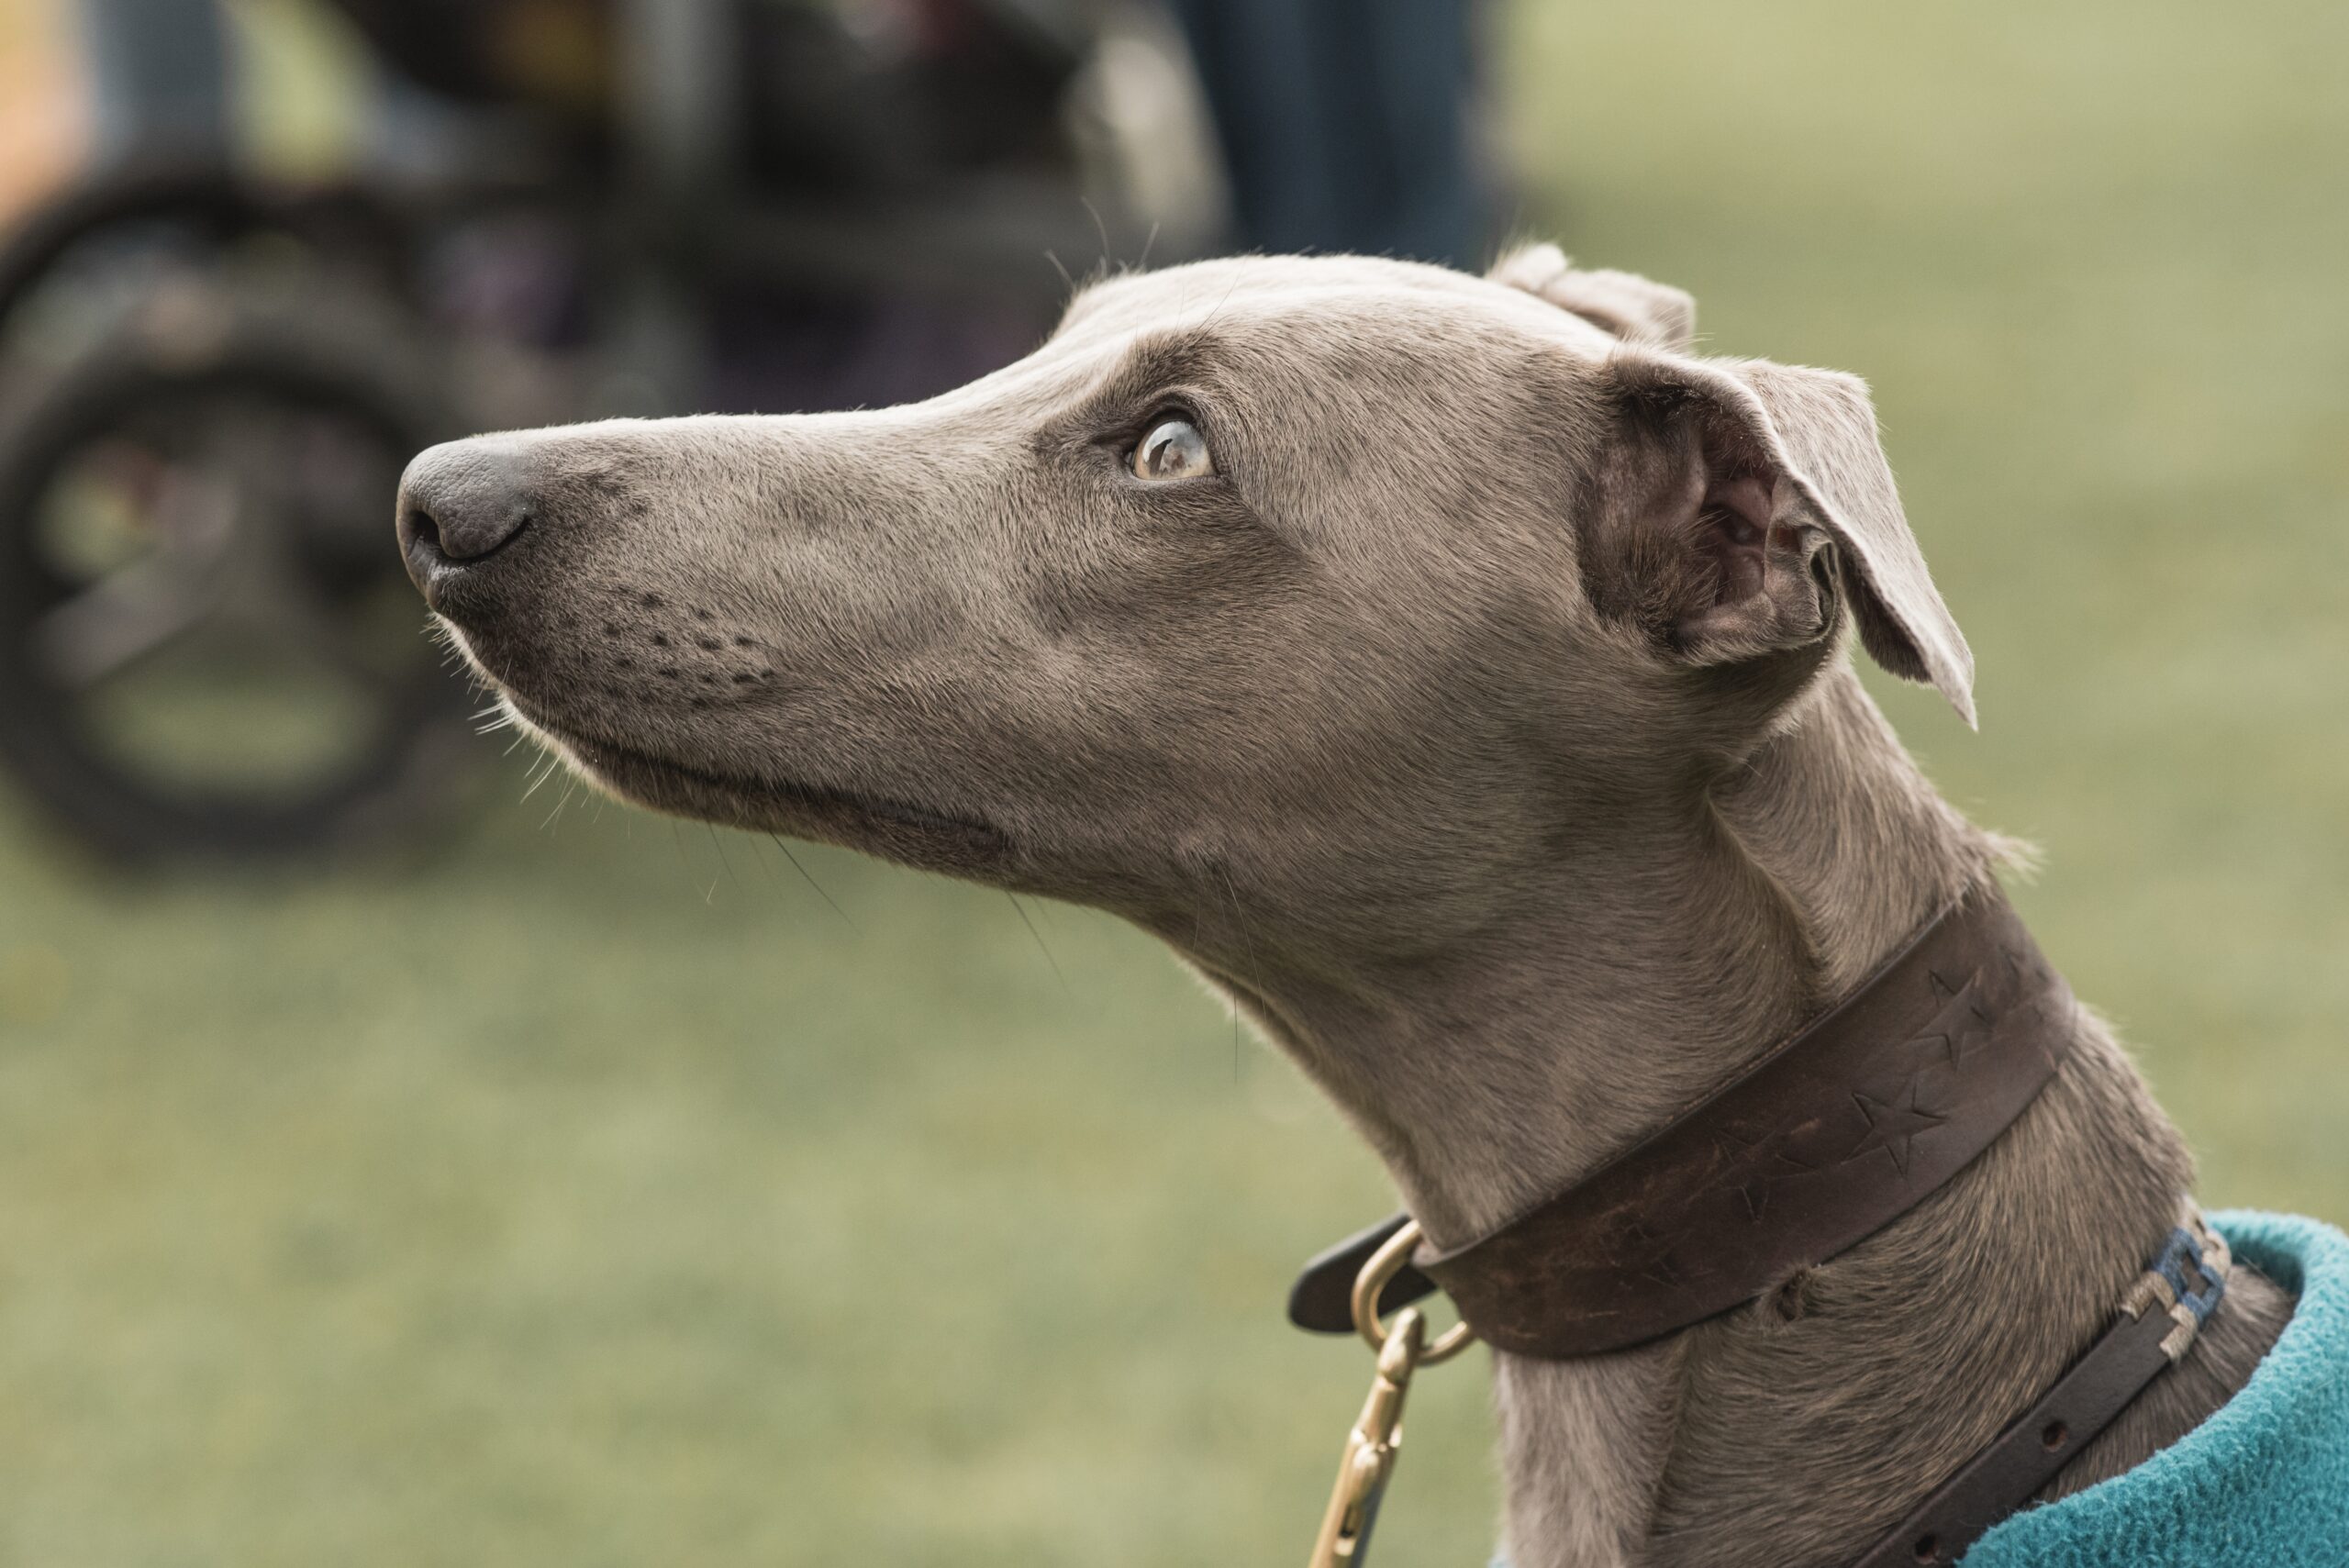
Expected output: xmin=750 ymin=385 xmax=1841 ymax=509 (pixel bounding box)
xmin=1290 ymin=885 xmax=2077 ymax=1357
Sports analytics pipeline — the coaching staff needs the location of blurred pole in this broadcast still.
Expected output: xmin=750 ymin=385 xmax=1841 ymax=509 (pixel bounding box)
xmin=75 ymin=0 xmax=231 ymax=159
xmin=607 ymin=0 xmax=740 ymax=415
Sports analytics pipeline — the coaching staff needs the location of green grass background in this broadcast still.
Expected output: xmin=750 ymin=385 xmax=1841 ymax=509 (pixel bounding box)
xmin=3 ymin=1 xmax=2346 ymax=1562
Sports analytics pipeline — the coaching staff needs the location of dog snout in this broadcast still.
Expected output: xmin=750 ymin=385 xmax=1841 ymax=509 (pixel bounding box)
xmin=397 ymin=438 xmax=539 ymax=601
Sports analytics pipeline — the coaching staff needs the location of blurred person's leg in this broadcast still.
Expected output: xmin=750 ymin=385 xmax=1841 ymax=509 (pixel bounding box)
xmin=1163 ymin=0 xmax=1483 ymax=263
xmin=1350 ymin=0 xmax=1483 ymax=266
xmin=1162 ymin=0 xmax=1348 ymax=254
xmin=76 ymin=0 xmax=231 ymax=159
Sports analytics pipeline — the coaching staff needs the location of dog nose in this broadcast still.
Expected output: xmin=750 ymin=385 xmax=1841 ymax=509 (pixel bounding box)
xmin=396 ymin=439 xmax=536 ymax=591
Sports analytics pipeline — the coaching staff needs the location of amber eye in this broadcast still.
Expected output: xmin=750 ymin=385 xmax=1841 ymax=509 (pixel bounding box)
xmin=1130 ymin=417 xmax=1214 ymax=482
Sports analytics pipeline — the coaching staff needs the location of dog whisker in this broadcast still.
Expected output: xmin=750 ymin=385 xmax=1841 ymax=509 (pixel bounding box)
xmin=766 ymin=833 xmax=855 ymax=929
xmin=1006 ymin=892 xmax=1069 ymax=994
xmin=518 ymin=751 xmax=562 ymax=802
xmin=705 ymin=824 xmax=740 ymax=891
xmin=1214 ymin=860 xmax=1265 ymax=1084
xmin=1079 ymin=195 xmax=1112 ymax=273
xmin=540 ymin=776 xmax=579 ymax=833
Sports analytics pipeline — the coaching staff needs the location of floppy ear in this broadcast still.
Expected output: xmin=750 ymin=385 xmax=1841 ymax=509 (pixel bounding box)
xmin=1582 ymin=350 xmax=1976 ymax=726
xmin=1491 ymin=243 xmax=1697 ymax=350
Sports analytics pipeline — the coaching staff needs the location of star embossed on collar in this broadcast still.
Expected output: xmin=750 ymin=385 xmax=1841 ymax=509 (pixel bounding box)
xmin=2000 ymin=943 xmax=2052 ymax=1021
xmin=1945 ymin=1001 xmax=1996 ymax=1067
xmin=1708 ymin=1123 xmax=1818 ymax=1222
xmin=1912 ymin=968 xmax=1996 ymax=1070
xmin=1846 ymin=1081 xmax=1950 ymax=1176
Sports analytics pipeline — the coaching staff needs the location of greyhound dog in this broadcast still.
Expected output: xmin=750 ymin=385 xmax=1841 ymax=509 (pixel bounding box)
xmin=395 ymin=247 xmax=2290 ymax=1567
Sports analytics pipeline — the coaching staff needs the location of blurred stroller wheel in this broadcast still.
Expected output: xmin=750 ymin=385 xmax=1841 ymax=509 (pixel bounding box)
xmin=0 ymin=295 xmax=479 ymax=862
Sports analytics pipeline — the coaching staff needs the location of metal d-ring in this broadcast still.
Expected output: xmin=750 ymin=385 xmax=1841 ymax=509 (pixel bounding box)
xmin=1352 ymin=1218 xmax=1476 ymax=1365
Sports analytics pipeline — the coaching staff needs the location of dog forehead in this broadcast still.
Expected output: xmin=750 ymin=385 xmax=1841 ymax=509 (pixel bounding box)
xmin=893 ymin=253 xmax=1627 ymax=444
xmin=1055 ymin=253 xmax=1620 ymax=358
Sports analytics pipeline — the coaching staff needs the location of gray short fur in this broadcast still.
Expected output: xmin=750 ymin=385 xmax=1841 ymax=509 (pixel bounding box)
xmin=402 ymin=245 xmax=2289 ymax=1567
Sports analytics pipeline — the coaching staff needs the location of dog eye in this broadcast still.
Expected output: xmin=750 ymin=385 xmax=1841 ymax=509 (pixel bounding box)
xmin=1130 ymin=417 xmax=1214 ymax=482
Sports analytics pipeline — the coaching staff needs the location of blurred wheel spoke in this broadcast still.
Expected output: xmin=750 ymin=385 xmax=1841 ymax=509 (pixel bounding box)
xmin=35 ymin=553 xmax=214 ymax=689
xmin=33 ymin=454 xmax=246 ymax=688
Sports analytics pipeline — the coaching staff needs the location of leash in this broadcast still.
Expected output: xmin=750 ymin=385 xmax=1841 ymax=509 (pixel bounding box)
xmin=1286 ymin=888 xmax=2243 ymax=1565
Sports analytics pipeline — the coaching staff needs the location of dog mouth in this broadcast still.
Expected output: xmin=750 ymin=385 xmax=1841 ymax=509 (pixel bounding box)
xmin=436 ymin=616 xmax=1015 ymax=875
xmin=522 ymin=710 xmax=1012 ymax=873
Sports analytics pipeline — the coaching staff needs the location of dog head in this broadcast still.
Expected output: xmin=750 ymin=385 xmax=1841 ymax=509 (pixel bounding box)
xmin=398 ymin=249 xmax=1968 ymax=978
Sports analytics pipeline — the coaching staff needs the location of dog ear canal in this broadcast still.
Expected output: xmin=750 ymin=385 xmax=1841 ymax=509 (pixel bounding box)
xmin=1589 ymin=352 xmax=1977 ymax=726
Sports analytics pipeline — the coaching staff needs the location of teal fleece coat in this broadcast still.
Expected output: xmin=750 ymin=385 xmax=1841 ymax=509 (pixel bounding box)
xmin=1488 ymin=1213 xmax=2347 ymax=1568
xmin=1962 ymin=1210 xmax=2349 ymax=1567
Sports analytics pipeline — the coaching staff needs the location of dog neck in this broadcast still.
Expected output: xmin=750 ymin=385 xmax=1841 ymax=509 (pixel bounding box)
xmin=1241 ymin=666 xmax=1995 ymax=1248
xmin=1207 ymin=663 xmax=2232 ymax=1567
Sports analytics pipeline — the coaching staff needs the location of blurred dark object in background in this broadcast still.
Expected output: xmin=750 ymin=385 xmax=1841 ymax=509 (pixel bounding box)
xmin=0 ymin=0 xmax=1233 ymax=862
xmin=1165 ymin=0 xmax=1490 ymax=264
xmin=328 ymin=0 xmax=616 ymax=128
xmin=0 ymin=0 xmax=1506 ymax=862
xmin=328 ymin=0 xmax=1094 ymax=196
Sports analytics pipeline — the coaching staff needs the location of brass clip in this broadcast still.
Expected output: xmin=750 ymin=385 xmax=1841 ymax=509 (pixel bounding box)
xmin=1306 ymin=1219 xmax=1475 ymax=1568
xmin=1308 ymin=1305 xmax=1425 ymax=1568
